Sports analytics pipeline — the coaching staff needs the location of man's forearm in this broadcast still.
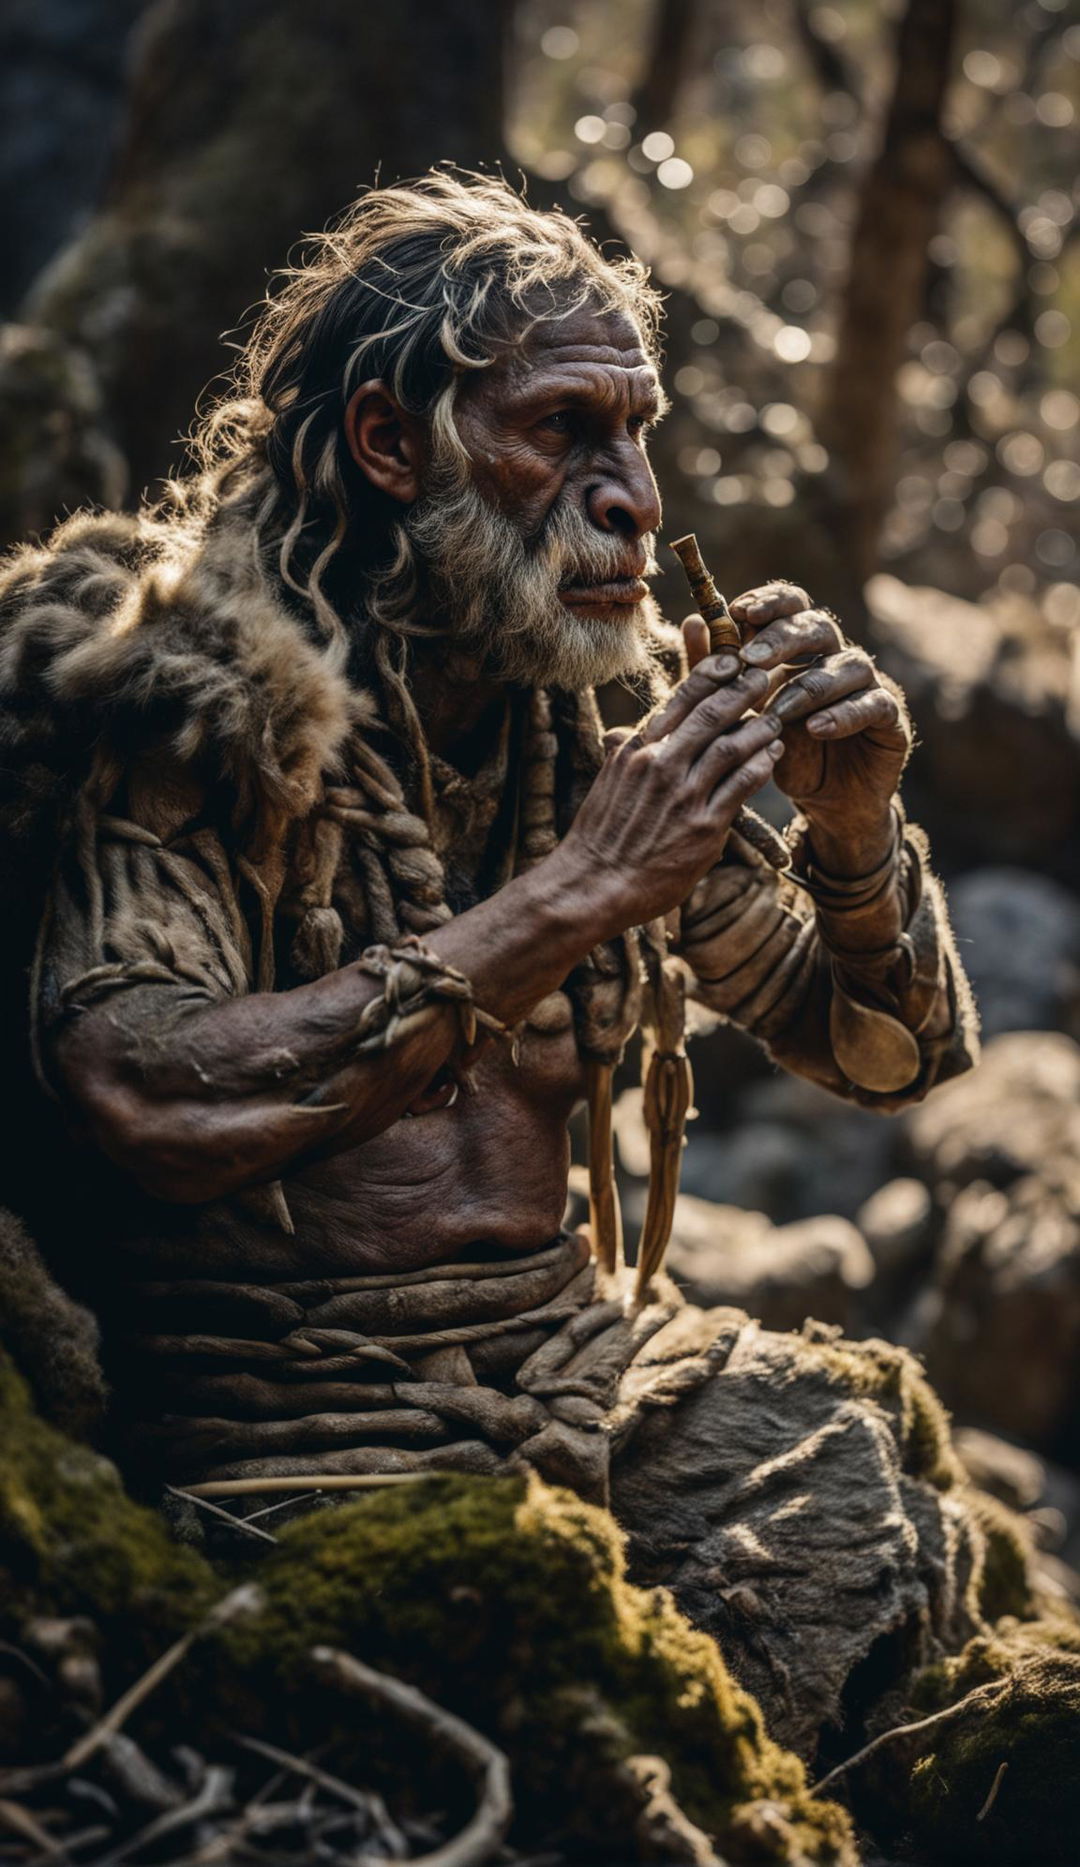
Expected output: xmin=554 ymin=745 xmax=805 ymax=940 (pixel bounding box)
xmin=53 ymin=848 xmax=614 ymax=1203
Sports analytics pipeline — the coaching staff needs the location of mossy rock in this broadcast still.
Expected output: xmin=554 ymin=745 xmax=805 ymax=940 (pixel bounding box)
xmin=804 ymin=1325 xmax=961 ymax=1491
xmin=967 ymin=1489 xmax=1039 ymax=1624
xmin=0 ymin=1347 xmax=852 ymax=1861
xmin=858 ymin=1619 xmax=1080 ymax=1864
xmin=0 ymin=1349 xmax=214 ymax=1661
xmin=200 ymin=1473 xmax=856 ymax=1864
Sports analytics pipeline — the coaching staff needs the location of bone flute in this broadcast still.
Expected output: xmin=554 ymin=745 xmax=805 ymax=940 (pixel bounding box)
xmin=668 ymin=534 xmax=789 ymax=872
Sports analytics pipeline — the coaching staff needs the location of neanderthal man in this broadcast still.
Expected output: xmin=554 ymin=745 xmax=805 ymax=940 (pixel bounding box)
xmin=0 ymin=174 xmax=981 ymax=1745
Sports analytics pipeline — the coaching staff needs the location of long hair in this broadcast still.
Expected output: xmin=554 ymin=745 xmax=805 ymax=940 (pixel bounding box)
xmin=182 ymin=173 xmax=663 ymax=1247
xmin=189 ymin=170 xmax=663 ymax=661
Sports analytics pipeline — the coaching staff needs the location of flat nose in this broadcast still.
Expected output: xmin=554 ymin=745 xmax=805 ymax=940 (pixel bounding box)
xmin=585 ymin=448 xmax=662 ymax=540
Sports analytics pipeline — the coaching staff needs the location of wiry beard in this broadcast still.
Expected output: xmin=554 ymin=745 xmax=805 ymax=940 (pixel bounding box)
xmin=394 ymin=447 xmax=663 ymax=690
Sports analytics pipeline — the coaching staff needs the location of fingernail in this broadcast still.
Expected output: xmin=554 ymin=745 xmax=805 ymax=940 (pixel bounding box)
xmin=807 ymin=714 xmax=834 ymax=734
xmin=768 ymin=741 xmax=784 ymax=759
xmin=742 ymin=640 xmax=770 ymax=663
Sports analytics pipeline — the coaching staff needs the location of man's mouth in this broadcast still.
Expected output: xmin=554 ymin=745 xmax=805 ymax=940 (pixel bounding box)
xmin=559 ymin=575 xmax=651 ymax=607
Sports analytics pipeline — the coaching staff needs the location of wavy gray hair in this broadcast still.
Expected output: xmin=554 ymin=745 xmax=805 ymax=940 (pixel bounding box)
xmin=192 ymin=169 xmax=664 ymax=658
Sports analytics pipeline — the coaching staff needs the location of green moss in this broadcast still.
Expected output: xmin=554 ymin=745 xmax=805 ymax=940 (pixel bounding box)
xmin=801 ymin=1327 xmax=960 ymax=1489
xmin=901 ymin=1622 xmax=1080 ymax=1864
xmin=0 ymin=1351 xmax=214 ymax=1658
xmin=207 ymin=1473 xmax=856 ymax=1864
xmin=967 ymin=1490 xmax=1039 ymax=1624
xmin=0 ymin=1354 xmax=852 ymax=1862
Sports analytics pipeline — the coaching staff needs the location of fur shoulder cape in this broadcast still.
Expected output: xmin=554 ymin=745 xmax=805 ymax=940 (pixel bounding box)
xmin=0 ymin=500 xmax=369 ymax=881
xmin=0 ymin=496 xmax=374 ymax=1236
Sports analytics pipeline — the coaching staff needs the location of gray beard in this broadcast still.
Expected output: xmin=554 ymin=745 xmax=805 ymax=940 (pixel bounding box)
xmin=395 ymin=452 xmax=662 ymax=690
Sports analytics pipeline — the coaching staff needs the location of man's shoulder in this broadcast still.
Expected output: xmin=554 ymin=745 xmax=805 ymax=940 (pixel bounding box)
xmin=0 ymin=498 xmax=358 ymax=830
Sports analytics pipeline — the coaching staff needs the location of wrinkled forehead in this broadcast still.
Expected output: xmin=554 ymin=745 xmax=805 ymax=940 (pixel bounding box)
xmin=461 ymin=301 xmax=662 ymax=412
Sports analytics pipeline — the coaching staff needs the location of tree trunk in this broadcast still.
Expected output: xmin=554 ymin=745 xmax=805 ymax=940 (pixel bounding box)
xmin=630 ymin=0 xmax=699 ymax=135
xmin=817 ymin=0 xmax=959 ymax=585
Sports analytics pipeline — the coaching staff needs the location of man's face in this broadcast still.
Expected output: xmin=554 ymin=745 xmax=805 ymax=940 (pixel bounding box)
xmin=396 ymin=303 xmax=668 ymax=689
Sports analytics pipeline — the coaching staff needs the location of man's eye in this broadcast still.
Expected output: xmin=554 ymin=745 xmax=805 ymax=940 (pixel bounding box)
xmin=539 ymin=411 xmax=573 ymax=433
xmin=628 ymin=416 xmax=653 ymax=438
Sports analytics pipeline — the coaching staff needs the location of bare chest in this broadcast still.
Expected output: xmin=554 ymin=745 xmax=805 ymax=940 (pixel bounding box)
xmin=270 ymin=990 xmax=584 ymax=1274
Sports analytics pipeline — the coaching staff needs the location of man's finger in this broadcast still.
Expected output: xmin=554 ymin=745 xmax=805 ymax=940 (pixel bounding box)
xmin=682 ymin=613 xmax=711 ymax=670
xmin=769 ymin=651 xmax=875 ymax=726
xmin=640 ymin=651 xmax=745 ymax=745
xmin=729 ymin=580 xmax=810 ymax=625
xmin=741 ymin=607 xmax=844 ymax=669
xmin=709 ymin=742 xmax=783 ymax=808
xmin=805 ymin=687 xmax=904 ymax=740
xmin=663 ymin=666 xmax=771 ymax=755
xmin=694 ymin=713 xmax=782 ymax=787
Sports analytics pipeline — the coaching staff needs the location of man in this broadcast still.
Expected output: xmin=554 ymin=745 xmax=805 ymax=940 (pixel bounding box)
xmin=1 ymin=173 xmax=980 ymax=1746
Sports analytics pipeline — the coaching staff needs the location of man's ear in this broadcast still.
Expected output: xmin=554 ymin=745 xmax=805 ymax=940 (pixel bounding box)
xmin=343 ymin=379 xmax=426 ymax=503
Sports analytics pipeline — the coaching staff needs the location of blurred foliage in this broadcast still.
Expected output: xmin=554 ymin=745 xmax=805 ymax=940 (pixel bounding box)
xmin=507 ymin=0 xmax=1079 ymax=632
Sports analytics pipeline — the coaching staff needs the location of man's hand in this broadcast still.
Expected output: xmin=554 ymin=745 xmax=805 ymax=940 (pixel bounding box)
xmin=555 ymin=654 xmax=783 ymax=935
xmin=683 ymin=580 xmax=910 ymax=875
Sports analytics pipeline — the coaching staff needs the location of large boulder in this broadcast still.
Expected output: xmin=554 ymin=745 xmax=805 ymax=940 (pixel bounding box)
xmin=904 ymin=1033 xmax=1080 ymax=1457
xmin=866 ymin=574 xmax=1080 ymax=878
xmin=948 ymin=868 xmax=1080 ymax=1040
xmin=663 ymin=1195 xmax=874 ymax=1332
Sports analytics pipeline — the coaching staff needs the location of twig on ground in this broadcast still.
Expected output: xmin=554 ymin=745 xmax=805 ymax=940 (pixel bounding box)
xmin=95 ymin=1765 xmax=233 ymax=1865
xmin=813 ymin=1679 xmax=1010 ymax=1796
xmin=0 ymin=1798 xmax=68 ymax=1861
xmin=232 ymin=1734 xmax=376 ymax=1817
xmin=62 ymin=1586 xmax=263 ymax=1773
xmin=186 ymin=1475 xmax=428 ymax=1499
xmin=977 ymin=1759 xmax=1008 ymax=1822
xmin=166 ymin=1487 xmax=279 ymax=1546
xmin=312 ymin=1646 xmax=513 ymax=1867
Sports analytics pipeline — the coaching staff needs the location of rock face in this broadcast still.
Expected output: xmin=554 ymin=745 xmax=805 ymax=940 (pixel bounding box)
xmin=904 ymin=1032 xmax=1080 ymax=1456
xmin=664 ymin=1195 xmax=873 ymax=1332
xmin=20 ymin=0 xmax=508 ymax=504
xmin=612 ymin=1319 xmax=1009 ymax=1759
xmin=866 ymin=574 xmax=1080 ymax=880
xmin=948 ymin=868 xmax=1080 ymax=1040
xmin=0 ymin=324 xmax=126 ymax=549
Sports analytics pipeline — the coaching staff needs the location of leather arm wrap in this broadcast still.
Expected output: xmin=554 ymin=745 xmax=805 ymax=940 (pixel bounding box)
xmin=676 ymin=814 xmax=979 ymax=1110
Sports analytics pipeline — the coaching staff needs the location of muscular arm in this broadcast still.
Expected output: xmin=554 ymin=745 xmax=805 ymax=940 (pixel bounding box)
xmin=47 ymin=841 xmax=614 ymax=1205
xmin=44 ymin=657 xmax=781 ymax=1205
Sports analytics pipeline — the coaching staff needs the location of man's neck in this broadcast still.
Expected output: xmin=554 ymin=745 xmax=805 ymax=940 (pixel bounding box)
xmin=410 ymin=646 xmax=510 ymax=775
